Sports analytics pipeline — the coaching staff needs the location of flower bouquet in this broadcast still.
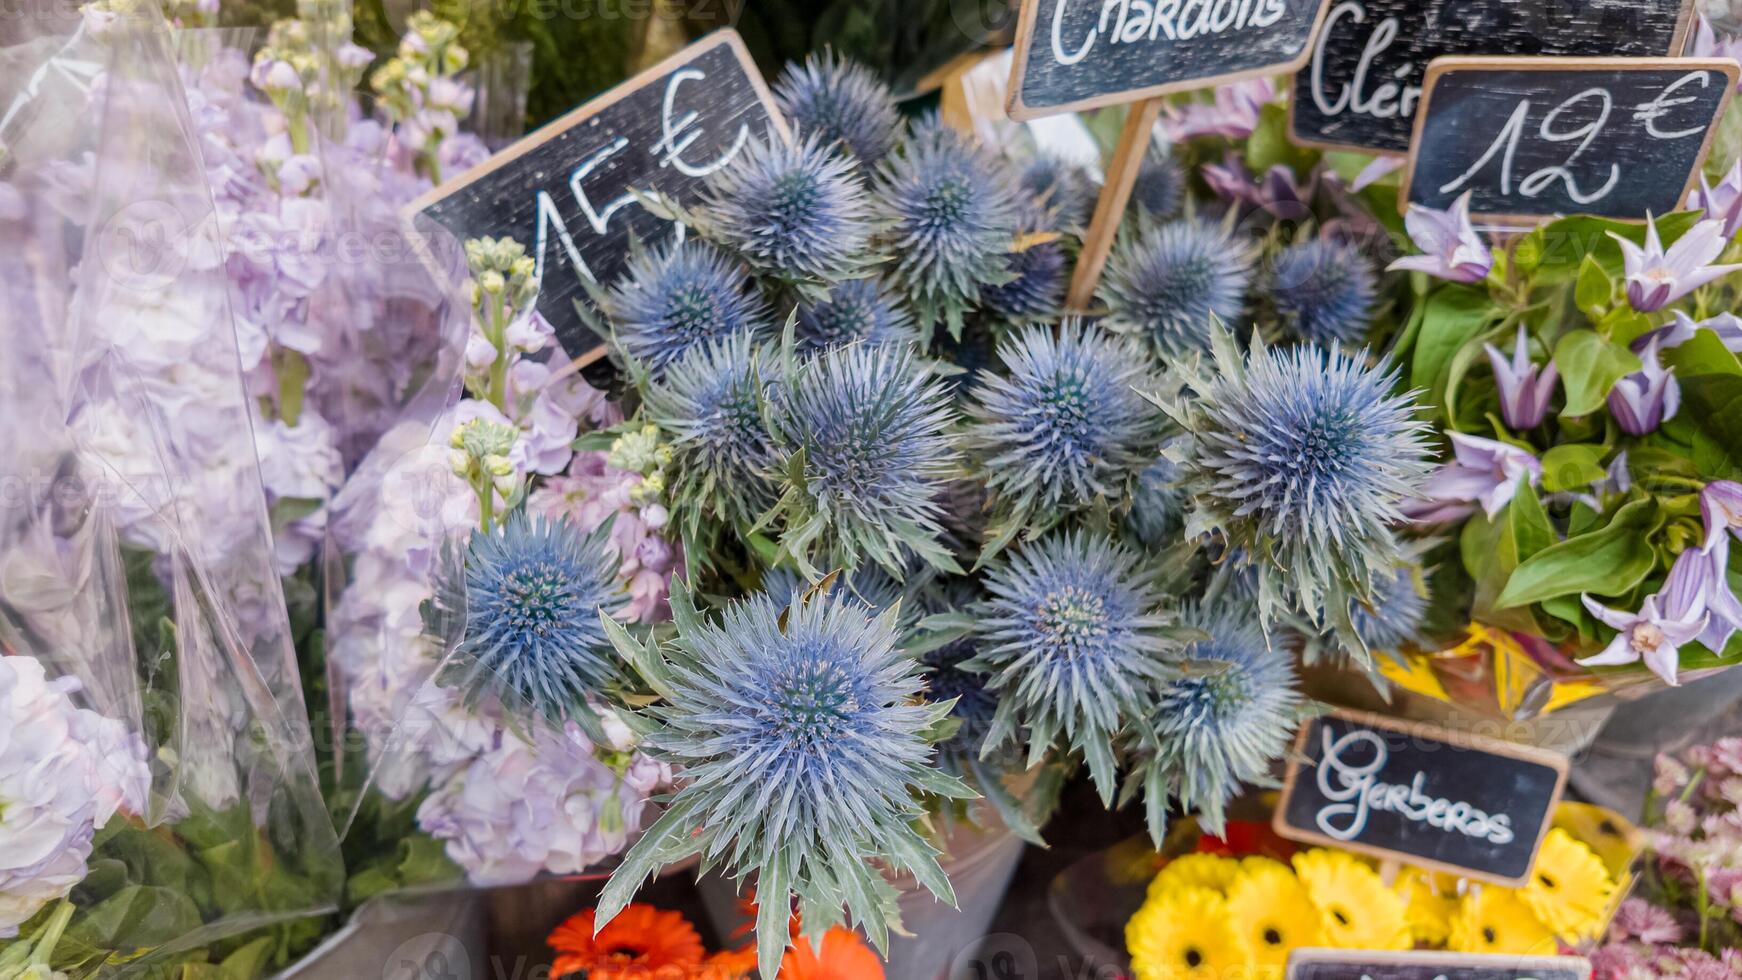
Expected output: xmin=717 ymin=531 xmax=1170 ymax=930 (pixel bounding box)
xmin=0 ymin=5 xmax=346 ymax=975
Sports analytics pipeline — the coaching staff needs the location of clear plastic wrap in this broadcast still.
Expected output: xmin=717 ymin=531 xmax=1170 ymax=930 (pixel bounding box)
xmin=0 ymin=2 xmax=342 ymax=973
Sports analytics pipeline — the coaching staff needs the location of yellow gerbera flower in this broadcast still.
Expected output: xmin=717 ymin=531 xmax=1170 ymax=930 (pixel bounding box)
xmin=1127 ymin=886 xmax=1253 ymax=980
xmin=1146 ymin=852 xmax=1240 ymax=901
xmin=1292 ymin=850 xmax=1411 ymax=950
xmin=1520 ymin=828 xmax=1615 ymax=941
xmin=1393 ymin=867 xmax=1460 ymax=946
xmin=1448 ymin=887 xmax=1557 ymax=956
xmin=1226 ymin=859 xmax=1321 ymax=969
xmin=1552 ymin=801 xmax=1641 ymax=878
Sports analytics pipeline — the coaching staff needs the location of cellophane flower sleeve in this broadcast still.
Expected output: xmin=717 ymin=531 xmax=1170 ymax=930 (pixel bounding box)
xmin=0 ymin=3 xmax=342 ymax=975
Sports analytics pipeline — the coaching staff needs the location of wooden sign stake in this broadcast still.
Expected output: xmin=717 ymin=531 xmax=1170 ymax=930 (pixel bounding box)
xmin=1065 ymin=97 xmax=1162 ymax=311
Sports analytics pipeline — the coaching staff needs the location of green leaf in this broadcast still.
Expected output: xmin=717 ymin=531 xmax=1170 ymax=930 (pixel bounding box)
xmin=1574 ymin=255 xmax=1612 ymax=318
xmin=1680 ymin=373 xmax=1742 ymax=475
xmin=1539 ymin=444 xmax=1609 ymax=492
xmin=66 ymin=885 xmax=203 ymax=950
xmin=1666 ymin=329 xmax=1742 ymax=378
xmin=1412 ymin=285 xmax=1498 ymax=412
xmin=1505 ymin=480 xmax=1556 ymax=563
xmin=1495 ymin=499 xmax=1662 ymax=609
xmin=1555 ymin=330 xmax=1641 ymax=418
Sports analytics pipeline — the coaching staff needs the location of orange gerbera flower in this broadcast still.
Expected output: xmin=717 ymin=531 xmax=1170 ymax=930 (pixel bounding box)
xmin=548 ymin=904 xmax=707 ymax=979
xmin=778 ymin=927 xmax=886 ymax=980
xmin=690 ymin=946 xmax=758 ymax=980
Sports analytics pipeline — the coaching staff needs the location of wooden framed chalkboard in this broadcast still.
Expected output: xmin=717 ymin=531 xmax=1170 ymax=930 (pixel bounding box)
xmin=1401 ymin=57 xmax=1739 ymax=224
xmin=1005 ymin=0 xmax=1334 ymax=120
xmin=1290 ymin=0 xmax=1697 ymax=155
xmin=1273 ymin=710 xmax=1569 ymax=886
xmin=1286 ymin=949 xmax=1593 ymax=980
xmin=406 ymin=30 xmax=787 ymax=367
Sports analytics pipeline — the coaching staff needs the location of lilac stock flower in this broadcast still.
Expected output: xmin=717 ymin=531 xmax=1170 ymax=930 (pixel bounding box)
xmin=1156 ymin=77 xmax=1276 ymax=141
xmin=1691 ymin=160 xmax=1742 ymax=240
xmin=1581 ymin=547 xmax=1711 ymax=685
xmin=1613 ymin=217 xmax=1742 ymax=313
xmin=1388 ymin=191 xmax=1492 ymax=284
xmin=1610 ymin=336 xmax=1680 ymax=436
xmin=1485 ymin=324 xmax=1558 ymax=429
xmin=1405 ymin=432 xmax=1541 ymax=524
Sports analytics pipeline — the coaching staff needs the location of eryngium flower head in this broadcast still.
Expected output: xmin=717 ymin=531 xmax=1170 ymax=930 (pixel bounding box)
xmin=1124 ymin=451 xmax=1185 ymax=550
xmin=1348 ymin=565 xmax=1429 ymax=655
xmin=453 ymin=512 xmax=627 ymax=723
xmin=794 ymin=277 xmax=916 ymax=353
xmin=1101 ymin=220 xmax=1254 ymax=357
xmin=701 ymin=133 xmax=878 ymax=293
xmin=1150 ymin=329 xmax=1432 ymax=648
xmin=597 ymin=583 xmax=970 ymax=977
xmin=773 ymin=51 xmax=904 ymax=165
xmin=640 ymin=333 xmax=783 ymax=536
xmin=1131 ymin=151 xmax=1184 ymax=221
xmin=873 ymin=116 xmax=1021 ymax=338
xmin=967 ymin=531 xmax=1178 ymax=803
xmin=963 ymin=321 xmax=1162 ymax=547
xmin=770 ymin=343 xmax=961 ymax=577
xmin=1018 ymin=154 xmax=1098 ymax=230
xmin=1129 ymin=601 xmax=1302 ymax=844
xmin=1271 ymin=239 xmax=1377 ymax=346
xmin=603 ymin=240 xmax=769 ymax=373
xmin=980 ymin=225 xmax=1067 ymax=322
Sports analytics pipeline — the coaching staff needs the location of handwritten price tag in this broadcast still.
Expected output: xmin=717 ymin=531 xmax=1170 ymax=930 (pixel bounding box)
xmin=1286 ymin=949 xmax=1593 ymax=980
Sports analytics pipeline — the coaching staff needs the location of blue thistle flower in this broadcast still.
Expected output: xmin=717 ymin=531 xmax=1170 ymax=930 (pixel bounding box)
xmin=873 ymin=116 xmax=1021 ymax=338
xmin=794 ymin=276 xmax=916 ymax=352
xmin=1017 ymin=154 xmax=1098 ymax=230
xmin=963 ymin=321 xmax=1162 ymax=551
xmin=980 ymin=217 xmax=1067 ymax=322
xmin=701 ymin=133 xmax=879 ymax=293
xmin=1299 ymin=563 xmax=1431 ymax=666
xmin=1128 ymin=601 xmax=1304 ymax=844
xmin=1150 ymin=329 xmax=1432 ymax=652
xmin=450 ymin=512 xmax=626 ymax=725
xmin=1123 ymin=450 xmax=1184 ymax=550
xmin=773 ymin=51 xmax=904 ymax=165
xmin=1131 ymin=150 xmax=1184 ymax=221
xmin=966 ymin=531 xmax=1179 ymax=803
xmin=1272 ymin=239 xmax=1377 ymax=346
xmin=603 ymin=240 xmax=770 ymax=374
xmin=769 ymin=343 xmax=961 ymax=577
xmin=597 ymin=583 xmax=970 ymax=977
xmin=1101 ymin=220 xmax=1253 ymax=357
xmin=640 ymin=333 xmax=782 ymax=535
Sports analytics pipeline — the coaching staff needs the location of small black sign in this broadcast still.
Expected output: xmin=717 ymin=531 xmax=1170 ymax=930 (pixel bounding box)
xmin=1287 ymin=949 xmax=1593 ymax=980
xmin=1006 ymin=0 xmax=1333 ymax=120
xmin=1274 ymin=710 xmax=1568 ymax=885
xmin=1291 ymin=0 xmax=1696 ymax=154
xmin=1403 ymin=57 xmax=1738 ymax=223
xmin=409 ymin=31 xmax=785 ymax=364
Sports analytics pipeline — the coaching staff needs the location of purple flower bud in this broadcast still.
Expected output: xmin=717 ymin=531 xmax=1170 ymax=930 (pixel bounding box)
xmin=1403 ymin=432 xmax=1540 ymax=524
xmin=1692 ymin=160 xmax=1742 ymax=241
xmin=1484 ymin=324 xmax=1557 ymax=429
xmin=1613 ymin=216 xmax=1742 ymax=313
xmin=1609 ymin=336 xmax=1680 ymax=435
xmin=1388 ymin=190 xmax=1492 ymax=284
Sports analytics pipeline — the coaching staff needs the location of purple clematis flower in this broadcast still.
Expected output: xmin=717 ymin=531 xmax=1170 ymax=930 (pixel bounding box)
xmin=1202 ymin=153 xmax=1316 ymax=220
xmin=1657 ymin=310 xmax=1742 ymax=352
xmin=1156 ymin=77 xmax=1276 ymax=141
xmin=1403 ymin=431 xmax=1541 ymax=524
xmin=1702 ymin=481 xmax=1742 ymax=552
xmin=1691 ymin=160 xmax=1742 ymax=240
xmin=1609 ymin=336 xmax=1680 ymax=436
xmin=1388 ymin=190 xmax=1492 ymax=284
xmin=1580 ymin=548 xmax=1710 ymax=686
xmin=1484 ymin=323 xmax=1558 ymax=429
xmin=1699 ymin=540 xmax=1742 ymax=656
xmin=1612 ymin=217 xmax=1742 ymax=313
xmin=1691 ymin=15 xmax=1742 ymax=92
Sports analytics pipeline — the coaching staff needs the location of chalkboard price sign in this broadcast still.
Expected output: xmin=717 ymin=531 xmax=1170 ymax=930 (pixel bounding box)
xmin=1273 ymin=710 xmax=1568 ymax=885
xmin=1291 ymin=0 xmax=1696 ymax=154
xmin=1287 ymin=949 xmax=1593 ymax=980
xmin=1006 ymin=0 xmax=1334 ymax=120
xmin=1402 ymin=57 xmax=1739 ymax=223
xmin=408 ymin=31 xmax=785 ymax=365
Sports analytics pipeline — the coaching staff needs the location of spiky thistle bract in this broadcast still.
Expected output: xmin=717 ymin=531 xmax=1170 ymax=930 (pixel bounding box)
xmin=640 ymin=333 xmax=783 ymax=544
xmin=965 ymin=531 xmax=1180 ymax=804
xmin=1131 ymin=150 xmax=1184 ymax=221
xmin=766 ymin=342 xmax=962 ymax=578
xmin=794 ymin=276 xmax=916 ymax=353
xmin=1349 ymin=565 xmax=1429 ymax=654
xmin=962 ymin=320 xmax=1163 ymax=558
xmin=873 ymin=116 xmax=1021 ymax=339
xmin=1272 ymin=238 xmax=1377 ymax=346
xmin=1126 ymin=601 xmax=1305 ymax=846
xmin=596 ymin=580 xmax=971 ymax=979
xmin=1017 ymin=153 xmax=1098 ymax=231
xmin=980 ymin=217 xmax=1068 ymax=323
xmin=1124 ymin=451 xmax=1185 ymax=550
xmin=1101 ymin=220 xmax=1253 ymax=357
xmin=602 ymin=240 xmax=770 ymax=374
xmin=699 ymin=133 xmax=880 ymax=298
xmin=772 ymin=51 xmax=904 ymax=165
xmin=449 ymin=512 xmax=627 ymax=730
xmin=1146 ymin=328 xmax=1433 ymax=653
